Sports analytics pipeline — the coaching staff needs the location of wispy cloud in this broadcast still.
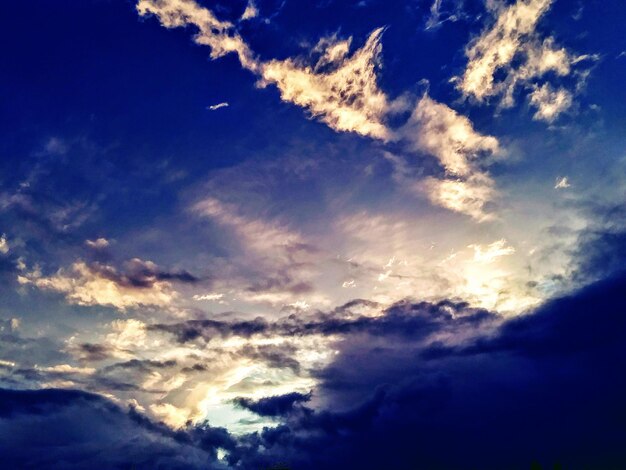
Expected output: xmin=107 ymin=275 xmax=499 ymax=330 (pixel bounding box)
xmin=138 ymin=0 xmax=508 ymax=219
xmin=207 ymin=102 xmax=229 ymax=111
xmin=457 ymin=0 xmax=592 ymax=120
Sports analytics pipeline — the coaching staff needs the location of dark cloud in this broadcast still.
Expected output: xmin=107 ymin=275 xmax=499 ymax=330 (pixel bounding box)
xmin=149 ymin=299 xmax=494 ymax=344
xmin=234 ymin=392 xmax=312 ymax=417
xmin=102 ymin=358 xmax=178 ymax=373
xmin=90 ymin=258 xmax=200 ymax=289
xmin=573 ymin=204 xmax=626 ymax=282
xmin=0 ymin=388 xmax=230 ymax=469
xmin=226 ymin=270 xmax=626 ymax=470
xmin=71 ymin=342 xmax=115 ymax=362
xmin=2 ymin=272 xmax=626 ymax=469
xmin=238 ymin=344 xmax=302 ymax=373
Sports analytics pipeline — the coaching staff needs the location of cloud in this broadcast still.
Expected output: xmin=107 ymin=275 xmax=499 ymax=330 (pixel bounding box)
xmin=457 ymin=0 xmax=589 ymax=120
xmin=207 ymin=102 xmax=229 ymax=111
xmin=234 ymin=391 xmax=311 ymax=417
xmin=0 ymin=234 xmax=8 ymax=255
xmin=226 ymin=271 xmax=626 ymax=469
xmin=404 ymin=95 xmax=500 ymax=177
xmin=398 ymin=94 xmax=501 ymax=220
xmin=136 ymin=0 xmax=257 ymax=69
xmin=138 ymin=0 xmax=509 ymax=219
xmin=468 ymin=238 xmax=515 ymax=263
xmin=85 ymin=237 xmax=110 ymax=249
xmin=425 ymin=0 xmax=462 ymax=30
xmin=554 ymin=175 xmax=571 ymax=189
xmin=0 ymin=388 xmax=231 ymax=469
xmin=19 ymin=259 xmax=186 ymax=311
xmin=137 ymin=0 xmax=401 ymax=140
xmin=240 ymin=0 xmax=258 ymax=21
xmin=259 ymin=28 xmax=401 ymax=140
xmin=192 ymin=197 xmax=324 ymax=306
xmin=529 ymin=83 xmax=573 ymax=122
xmin=148 ymin=299 xmax=493 ymax=344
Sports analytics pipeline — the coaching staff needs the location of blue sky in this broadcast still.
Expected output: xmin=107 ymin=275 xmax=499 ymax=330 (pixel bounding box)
xmin=1 ymin=0 xmax=625 ymax=468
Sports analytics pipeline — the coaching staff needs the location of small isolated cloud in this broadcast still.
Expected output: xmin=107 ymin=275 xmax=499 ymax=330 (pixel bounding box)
xmin=240 ymin=0 xmax=258 ymax=21
xmin=0 ymin=234 xmax=9 ymax=255
xmin=555 ymin=176 xmax=571 ymax=189
xmin=193 ymin=293 xmax=224 ymax=301
xmin=85 ymin=238 xmax=110 ymax=249
xmin=529 ymin=83 xmax=573 ymax=122
xmin=43 ymin=137 xmax=68 ymax=156
xmin=207 ymin=102 xmax=229 ymax=111
xmin=425 ymin=0 xmax=462 ymax=31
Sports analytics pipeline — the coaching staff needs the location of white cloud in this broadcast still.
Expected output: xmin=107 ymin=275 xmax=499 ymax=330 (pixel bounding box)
xmin=207 ymin=102 xmax=229 ymax=111
xmin=85 ymin=237 xmax=110 ymax=249
xmin=137 ymin=0 xmax=401 ymax=139
xmin=20 ymin=260 xmax=175 ymax=311
xmin=554 ymin=176 xmax=571 ymax=189
xmin=457 ymin=0 xmax=587 ymax=118
xmin=258 ymin=28 xmax=400 ymax=140
xmin=529 ymin=83 xmax=573 ymax=122
xmin=469 ymin=238 xmax=515 ymax=263
xmin=137 ymin=0 xmax=258 ymax=70
xmin=420 ymin=174 xmax=497 ymax=222
xmin=138 ymin=0 xmax=503 ymax=219
xmin=240 ymin=0 xmax=258 ymax=21
xmin=425 ymin=0 xmax=462 ymax=30
xmin=0 ymin=233 xmax=9 ymax=254
xmin=404 ymin=94 xmax=500 ymax=177
xmin=193 ymin=197 xmax=302 ymax=255
xmin=193 ymin=293 xmax=224 ymax=301
xmin=400 ymin=95 xmax=501 ymax=220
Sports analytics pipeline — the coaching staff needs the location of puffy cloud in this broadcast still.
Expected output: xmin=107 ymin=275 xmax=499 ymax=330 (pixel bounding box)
xmin=529 ymin=83 xmax=573 ymax=122
xmin=400 ymin=94 xmax=501 ymax=220
xmin=0 ymin=388 xmax=231 ymax=469
xmin=405 ymin=95 xmax=500 ymax=177
xmin=19 ymin=260 xmax=182 ymax=311
xmin=457 ymin=0 xmax=588 ymax=119
xmin=259 ymin=28 xmax=399 ymax=140
xmin=136 ymin=0 xmax=257 ymax=69
xmin=420 ymin=174 xmax=497 ymax=221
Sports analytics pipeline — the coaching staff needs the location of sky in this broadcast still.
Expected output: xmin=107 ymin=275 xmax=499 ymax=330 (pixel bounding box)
xmin=0 ymin=0 xmax=625 ymax=468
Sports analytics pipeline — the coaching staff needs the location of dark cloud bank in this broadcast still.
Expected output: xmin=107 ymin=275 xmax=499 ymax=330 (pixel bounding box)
xmin=2 ymin=268 xmax=626 ymax=469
